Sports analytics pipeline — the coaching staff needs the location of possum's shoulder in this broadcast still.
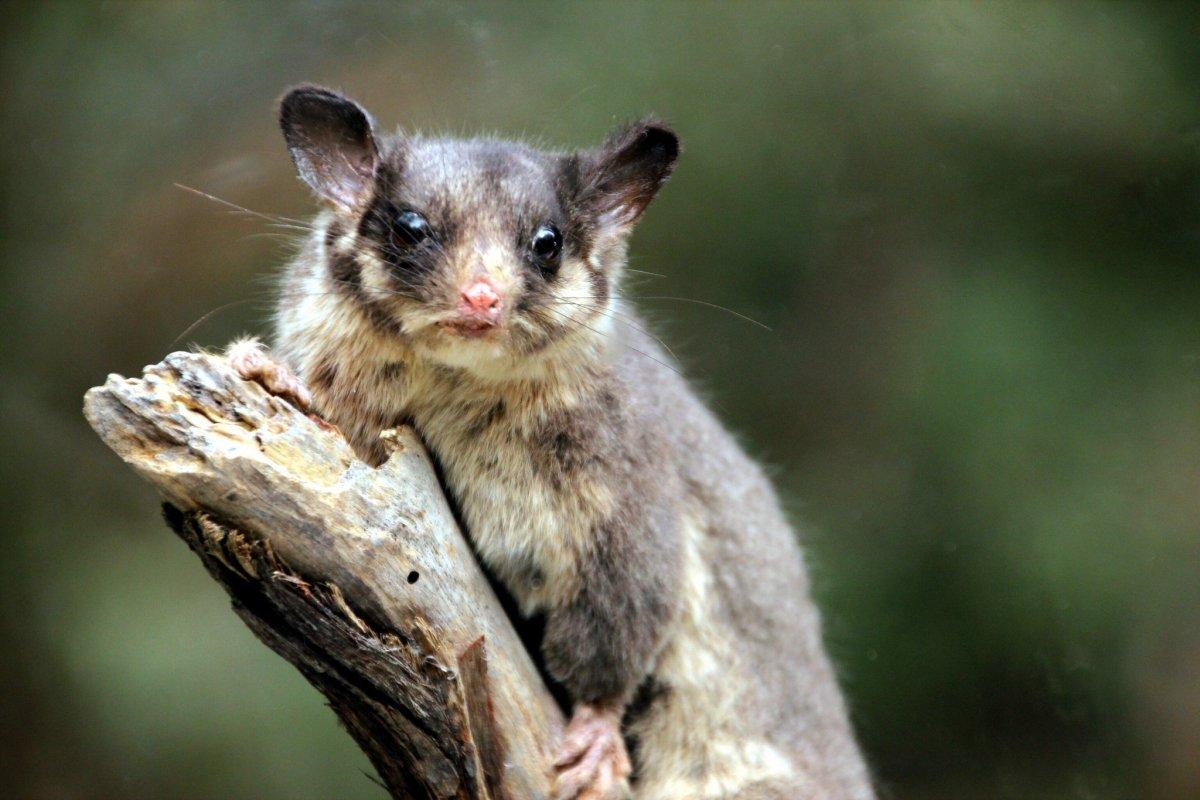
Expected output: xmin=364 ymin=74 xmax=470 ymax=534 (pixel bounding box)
xmin=608 ymin=314 xmax=782 ymax=509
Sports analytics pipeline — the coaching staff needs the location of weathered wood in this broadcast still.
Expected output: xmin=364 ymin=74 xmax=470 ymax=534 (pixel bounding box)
xmin=83 ymin=351 xmax=564 ymax=800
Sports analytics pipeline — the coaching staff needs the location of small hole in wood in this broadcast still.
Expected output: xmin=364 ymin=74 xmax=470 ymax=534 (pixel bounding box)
xmin=407 ymin=570 xmax=419 ymax=584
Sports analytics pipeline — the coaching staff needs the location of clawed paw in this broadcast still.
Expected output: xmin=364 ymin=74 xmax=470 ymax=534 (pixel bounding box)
xmin=227 ymin=339 xmax=312 ymax=411
xmin=554 ymin=705 xmax=631 ymax=800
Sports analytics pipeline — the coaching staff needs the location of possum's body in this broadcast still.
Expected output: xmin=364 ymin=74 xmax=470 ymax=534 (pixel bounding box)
xmin=245 ymin=85 xmax=874 ymax=799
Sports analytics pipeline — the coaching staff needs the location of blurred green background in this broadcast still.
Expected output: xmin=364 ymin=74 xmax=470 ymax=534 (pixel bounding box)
xmin=2 ymin=2 xmax=1198 ymax=798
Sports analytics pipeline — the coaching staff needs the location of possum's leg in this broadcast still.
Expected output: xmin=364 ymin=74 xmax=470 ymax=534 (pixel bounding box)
xmin=226 ymin=337 xmax=312 ymax=411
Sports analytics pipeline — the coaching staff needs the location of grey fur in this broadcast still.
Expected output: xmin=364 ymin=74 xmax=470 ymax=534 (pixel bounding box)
xmin=265 ymin=86 xmax=874 ymax=799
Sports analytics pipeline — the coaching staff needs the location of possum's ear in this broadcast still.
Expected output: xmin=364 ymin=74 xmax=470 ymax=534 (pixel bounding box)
xmin=279 ymin=85 xmax=379 ymax=210
xmin=578 ymin=119 xmax=679 ymax=229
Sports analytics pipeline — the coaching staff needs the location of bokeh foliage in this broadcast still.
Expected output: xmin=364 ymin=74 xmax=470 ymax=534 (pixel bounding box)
xmin=2 ymin=2 xmax=1197 ymax=798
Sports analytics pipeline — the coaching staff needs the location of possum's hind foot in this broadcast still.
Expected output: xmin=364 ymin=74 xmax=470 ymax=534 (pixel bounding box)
xmin=226 ymin=337 xmax=312 ymax=411
xmin=554 ymin=704 xmax=632 ymax=800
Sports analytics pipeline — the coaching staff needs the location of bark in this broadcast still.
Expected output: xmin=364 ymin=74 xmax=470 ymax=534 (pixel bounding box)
xmin=83 ymin=351 xmax=565 ymax=800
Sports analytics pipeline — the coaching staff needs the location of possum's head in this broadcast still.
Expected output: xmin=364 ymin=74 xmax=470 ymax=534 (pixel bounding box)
xmin=279 ymin=85 xmax=678 ymax=375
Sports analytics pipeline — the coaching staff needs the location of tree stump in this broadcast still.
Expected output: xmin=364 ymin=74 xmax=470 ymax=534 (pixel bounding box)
xmin=83 ymin=351 xmax=565 ymax=800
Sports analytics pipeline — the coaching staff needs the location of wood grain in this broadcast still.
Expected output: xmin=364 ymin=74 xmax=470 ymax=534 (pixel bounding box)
xmin=83 ymin=351 xmax=564 ymax=800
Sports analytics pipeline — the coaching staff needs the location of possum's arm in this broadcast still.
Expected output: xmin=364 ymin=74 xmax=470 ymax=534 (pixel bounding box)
xmin=542 ymin=507 xmax=681 ymax=708
xmin=541 ymin=481 xmax=683 ymax=798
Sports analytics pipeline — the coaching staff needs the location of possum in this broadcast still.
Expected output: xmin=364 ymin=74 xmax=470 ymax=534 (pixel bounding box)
xmin=229 ymin=84 xmax=875 ymax=800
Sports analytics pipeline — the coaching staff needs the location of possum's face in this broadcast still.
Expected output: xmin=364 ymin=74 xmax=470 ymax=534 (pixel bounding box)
xmin=279 ymin=86 xmax=678 ymax=375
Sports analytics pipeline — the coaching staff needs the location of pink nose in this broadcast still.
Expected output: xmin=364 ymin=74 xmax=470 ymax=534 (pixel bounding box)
xmin=459 ymin=279 xmax=502 ymax=321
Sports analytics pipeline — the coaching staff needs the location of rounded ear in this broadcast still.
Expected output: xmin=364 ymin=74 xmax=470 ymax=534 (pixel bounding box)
xmin=278 ymin=85 xmax=379 ymax=210
xmin=580 ymin=119 xmax=679 ymax=228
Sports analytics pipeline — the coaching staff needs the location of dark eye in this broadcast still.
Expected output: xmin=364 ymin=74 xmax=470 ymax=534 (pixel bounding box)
xmin=531 ymin=224 xmax=562 ymax=270
xmin=391 ymin=210 xmax=430 ymax=248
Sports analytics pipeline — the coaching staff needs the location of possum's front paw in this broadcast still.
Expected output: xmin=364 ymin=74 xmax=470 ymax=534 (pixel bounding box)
xmin=227 ymin=338 xmax=312 ymax=411
xmin=554 ymin=704 xmax=632 ymax=800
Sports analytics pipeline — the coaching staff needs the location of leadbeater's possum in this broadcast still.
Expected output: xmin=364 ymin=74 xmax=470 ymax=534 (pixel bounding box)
xmin=230 ymin=84 xmax=875 ymax=800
